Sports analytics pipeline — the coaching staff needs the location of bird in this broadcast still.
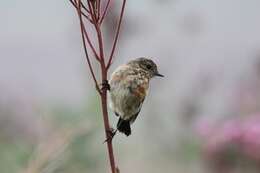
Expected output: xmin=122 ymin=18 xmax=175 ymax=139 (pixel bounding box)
xmin=108 ymin=57 xmax=164 ymax=137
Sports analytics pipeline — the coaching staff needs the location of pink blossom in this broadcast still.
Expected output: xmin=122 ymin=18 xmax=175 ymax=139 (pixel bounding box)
xmin=197 ymin=113 xmax=260 ymax=162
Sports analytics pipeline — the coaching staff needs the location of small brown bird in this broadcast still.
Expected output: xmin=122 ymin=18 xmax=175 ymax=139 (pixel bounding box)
xmin=109 ymin=57 xmax=163 ymax=137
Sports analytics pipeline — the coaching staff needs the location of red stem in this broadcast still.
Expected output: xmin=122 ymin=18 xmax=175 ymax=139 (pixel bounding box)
xmin=100 ymin=87 xmax=117 ymax=173
xmin=106 ymin=0 xmax=126 ymax=69
xmin=97 ymin=0 xmax=101 ymax=20
xmin=69 ymin=0 xmax=93 ymax=23
xmin=92 ymin=7 xmax=117 ymax=173
xmin=72 ymin=0 xmax=125 ymax=172
xmin=87 ymin=0 xmax=95 ymax=21
xmin=99 ymin=0 xmax=111 ymax=24
xmin=82 ymin=24 xmax=100 ymax=61
xmin=76 ymin=0 xmax=100 ymax=61
xmin=76 ymin=0 xmax=101 ymax=94
xmin=80 ymin=1 xmax=90 ymax=13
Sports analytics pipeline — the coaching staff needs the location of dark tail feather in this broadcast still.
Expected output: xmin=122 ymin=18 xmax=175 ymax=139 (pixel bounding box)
xmin=117 ymin=118 xmax=131 ymax=136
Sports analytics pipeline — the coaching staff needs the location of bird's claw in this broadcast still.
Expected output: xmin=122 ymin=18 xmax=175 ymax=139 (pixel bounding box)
xmin=101 ymin=80 xmax=110 ymax=91
xmin=103 ymin=128 xmax=117 ymax=143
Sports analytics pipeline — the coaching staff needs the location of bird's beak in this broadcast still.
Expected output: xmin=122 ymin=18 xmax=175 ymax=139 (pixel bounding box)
xmin=155 ymin=72 xmax=164 ymax=77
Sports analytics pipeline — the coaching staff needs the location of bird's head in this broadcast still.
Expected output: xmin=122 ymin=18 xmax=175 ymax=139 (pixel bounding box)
xmin=128 ymin=57 xmax=164 ymax=78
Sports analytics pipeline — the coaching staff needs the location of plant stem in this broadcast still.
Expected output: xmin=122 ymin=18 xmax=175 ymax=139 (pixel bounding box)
xmin=100 ymin=83 xmax=117 ymax=173
xmin=106 ymin=0 xmax=126 ymax=69
xmin=70 ymin=0 xmax=126 ymax=172
xmin=94 ymin=12 xmax=117 ymax=173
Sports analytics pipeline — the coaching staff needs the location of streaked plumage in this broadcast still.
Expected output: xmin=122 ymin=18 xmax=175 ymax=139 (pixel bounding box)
xmin=109 ymin=57 xmax=163 ymax=136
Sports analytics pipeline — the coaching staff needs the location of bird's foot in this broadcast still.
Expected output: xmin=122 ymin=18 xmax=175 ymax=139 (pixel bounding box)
xmin=103 ymin=127 xmax=117 ymax=143
xmin=101 ymin=80 xmax=110 ymax=91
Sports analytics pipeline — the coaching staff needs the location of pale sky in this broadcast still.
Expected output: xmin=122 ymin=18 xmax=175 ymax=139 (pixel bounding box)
xmin=1 ymin=0 xmax=260 ymax=108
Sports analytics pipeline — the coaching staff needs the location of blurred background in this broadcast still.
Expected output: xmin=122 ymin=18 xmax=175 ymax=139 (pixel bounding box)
xmin=1 ymin=0 xmax=260 ymax=172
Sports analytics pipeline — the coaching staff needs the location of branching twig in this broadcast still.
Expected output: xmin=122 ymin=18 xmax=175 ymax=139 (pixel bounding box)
xmin=87 ymin=0 xmax=95 ymax=20
xmin=69 ymin=0 xmax=93 ymax=23
xmin=76 ymin=1 xmax=101 ymax=94
xmin=106 ymin=0 xmax=126 ymax=69
xmin=100 ymin=0 xmax=111 ymax=24
xmin=82 ymin=26 xmax=100 ymax=61
xmin=80 ymin=1 xmax=90 ymax=13
xmin=97 ymin=0 xmax=101 ymax=20
xmin=69 ymin=0 xmax=127 ymax=172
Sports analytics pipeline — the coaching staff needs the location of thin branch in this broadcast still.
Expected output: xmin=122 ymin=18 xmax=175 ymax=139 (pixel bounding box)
xmin=97 ymin=0 xmax=101 ymax=20
xmin=100 ymin=90 xmax=117 ymax=173
xmin=69 ymin=0 xmax=93 ymax=23
xmin=88 ymin=0 xmax=98 ymax=22
xmin=106 ymin=0 xmax=126 ymax=69
xmin=82 ymin=25 xmax=101 ymax=61
xmin=99 ymin=0 xmax=111 ymax=24
xmin=87 ymin=0 xmax=96 ymax=21
xmin=89 ymin=1 xmax=118 ymax=172
xmin=92 ymin=0 xmax=99 ymax=20
xmin=93 ymin=20 xmax=105 ymax=61
xmin=70 ymin=0 xmax=123 ymax=173
xmin=72 ymin=0 xmax=100 ymax=61
xmin=80 ymin=1 xmax=90 ymax=13
xmin=90 ymin=1 xmax=105 ymax=62
xmin=76 ymin=0 xmax=101 ymax=94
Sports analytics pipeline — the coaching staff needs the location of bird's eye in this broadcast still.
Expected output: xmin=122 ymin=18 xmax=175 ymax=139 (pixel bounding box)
xmin=146 ymin=64 xmax=152 ymax=69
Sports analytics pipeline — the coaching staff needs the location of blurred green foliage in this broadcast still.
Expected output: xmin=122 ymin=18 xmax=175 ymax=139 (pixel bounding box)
xmin=0 ymin=94 xmax=106 ymax=173
xmin=0 ymin=142 xmax=32 ymax=173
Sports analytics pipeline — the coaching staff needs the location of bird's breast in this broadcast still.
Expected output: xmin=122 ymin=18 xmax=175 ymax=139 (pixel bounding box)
xmin=109 ymin=65 xmax=150 ymax=118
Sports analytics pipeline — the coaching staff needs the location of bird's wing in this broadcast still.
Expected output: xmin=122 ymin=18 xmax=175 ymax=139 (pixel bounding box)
xmin=129 ymin=104 xmax=142 ymax=124
xmin=120 ymin=78 xmax=147 ymax=121
xmin=109 ymin=65 xmax=149 ymax=120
